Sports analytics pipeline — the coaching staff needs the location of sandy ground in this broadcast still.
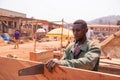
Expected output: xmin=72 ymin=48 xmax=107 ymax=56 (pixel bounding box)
xmin=0 ymin=40 xmax=67 ymax=60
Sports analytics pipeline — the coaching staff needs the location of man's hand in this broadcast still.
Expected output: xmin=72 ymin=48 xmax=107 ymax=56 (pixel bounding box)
xmin=46 ymin=58 xmax=60 ymax=72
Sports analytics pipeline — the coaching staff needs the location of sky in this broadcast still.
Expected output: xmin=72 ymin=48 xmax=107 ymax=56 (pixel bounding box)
xmin=0 ymin=0 xmax=120 ymax=23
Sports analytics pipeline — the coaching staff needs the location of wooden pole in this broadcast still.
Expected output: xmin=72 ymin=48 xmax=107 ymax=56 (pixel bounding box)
xmin=34 ymin=22 xmax=38 ymax=52
xmin=68 ymin=24 xmax=70 ymax=45
xmin=61 ymin=19 xmax=64 ymax=49
xmin=34 ymin=32 xmax=36 ymax=52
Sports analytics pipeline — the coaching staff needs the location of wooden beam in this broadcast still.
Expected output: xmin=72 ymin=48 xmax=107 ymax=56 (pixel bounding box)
xmin=0 ymin=56 xmax=120 ymax=80
xmin=0 ymin=56 xmax=47 ymax=80
xmin=44 ymin=65 xmax=120 ymax=80
xmin=29 ymin=51 xmax=54 ymax=62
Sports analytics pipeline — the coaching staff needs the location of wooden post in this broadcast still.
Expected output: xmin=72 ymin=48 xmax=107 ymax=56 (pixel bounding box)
xmin=68 ymin=24 xmax=70 ymax=45
xmin=34 ymin=22 xmax=38 ymax=52
xmin=61 ymin=19 xmax=64 ymax=49
xmin=34 ymin=32 xmax=37 ymax=52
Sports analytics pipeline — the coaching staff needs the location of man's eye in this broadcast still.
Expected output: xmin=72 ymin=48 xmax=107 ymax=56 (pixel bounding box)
xmin=76 ymin=29 xmax=80 ymax=32
xmin=72 ymin=29 xmax=82 ymax=32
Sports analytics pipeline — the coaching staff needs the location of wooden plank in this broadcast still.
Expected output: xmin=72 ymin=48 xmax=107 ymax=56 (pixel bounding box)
xmin=100 ymin=31 xmax=120 ymax=58
xmin=99 ymin=64 xmax=120 ymax=75
xmin=29 ymin=51 xmax=54 ymax=62
xmin=1 ymin=56 xmax=120 ymax=80
xmin=44 ymin=65 xmax=120 ymax=80
xmin=0 ymin=56 xmax=47 ymax=80
xmin=100 ymin=59 xmax=120 ymax=65
xmin=99 ymin=59 xmax=120 ymax=75
xmin=18 ymin=63 xmax=120 ymax=80
xmin=29 ymin=51 xmax=63 ymax=62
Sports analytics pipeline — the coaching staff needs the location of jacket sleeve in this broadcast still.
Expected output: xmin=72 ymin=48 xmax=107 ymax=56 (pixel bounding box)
xmin=61 ymin=42 xmax=74 ymax=60
xmin=60 ymin=42 xmax=101 ymax=70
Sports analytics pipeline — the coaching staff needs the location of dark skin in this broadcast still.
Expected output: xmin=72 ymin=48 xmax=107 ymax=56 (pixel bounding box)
xmin=46 ymin=25 xmax=88 ymax=72
xmin=72 ymin=25 xmax=88 ymax=44
xmin=46 ymin=59 xmax=60 ymax=72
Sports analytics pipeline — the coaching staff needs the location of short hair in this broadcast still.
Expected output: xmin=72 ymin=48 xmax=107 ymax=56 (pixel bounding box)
xmin=73 ymin=19 xmax=87 ymax=28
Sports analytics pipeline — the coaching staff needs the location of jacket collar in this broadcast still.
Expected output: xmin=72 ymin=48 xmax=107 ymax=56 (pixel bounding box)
xmin=80 ymin=40 xmax=88 ymax=52
xmin=71 ymin=40 xmax=88 ymax=52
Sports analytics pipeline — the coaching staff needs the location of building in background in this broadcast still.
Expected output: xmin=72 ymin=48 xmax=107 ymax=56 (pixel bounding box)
xmin=0 ymin=8 xmax=26 ymax=18
xmin=0 ymin=8 xmax=61 ymax=38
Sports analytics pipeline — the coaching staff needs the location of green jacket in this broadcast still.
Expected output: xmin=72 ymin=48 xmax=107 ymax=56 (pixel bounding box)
xmin=60 ymin=40 xmax=101 ymax=71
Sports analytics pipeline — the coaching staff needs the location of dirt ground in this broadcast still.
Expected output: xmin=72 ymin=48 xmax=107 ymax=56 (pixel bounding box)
xmin=1 ymin=40 xmax=120 ymax=76
xmin=0 ymin=40 xmax=68 ymax=60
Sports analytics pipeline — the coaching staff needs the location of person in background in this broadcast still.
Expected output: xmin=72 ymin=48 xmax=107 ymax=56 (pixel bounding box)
xmin=14 ymin=29 xmax=20 ymax=49
xmin=46 ymin=19 xmax=101 ymax=71
xmin=86 ymin=27 xmax=95 ymax=40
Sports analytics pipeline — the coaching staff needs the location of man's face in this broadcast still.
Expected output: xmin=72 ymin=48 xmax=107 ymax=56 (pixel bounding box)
xmin=72 ymin=26 xmax=87 ymax=41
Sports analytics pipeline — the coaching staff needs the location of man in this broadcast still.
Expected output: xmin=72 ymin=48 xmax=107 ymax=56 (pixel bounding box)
xmin=46 ymin=19 xmax=101 ymax=71
xmin=86 ymin=27 xmax=95 ymax=40
xmin=14 ymin=29 xmax=20 ymax=49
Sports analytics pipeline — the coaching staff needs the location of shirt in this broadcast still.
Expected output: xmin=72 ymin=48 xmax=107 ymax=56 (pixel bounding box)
xmin=74 ymin=43 xmax=81 ymax=58
xmin=14 ymin=31 xmax=20 ymax=39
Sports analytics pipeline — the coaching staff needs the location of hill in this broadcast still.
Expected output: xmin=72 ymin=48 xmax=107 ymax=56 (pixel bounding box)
xmin=88 ymin=15 xmax=120 ymax=25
